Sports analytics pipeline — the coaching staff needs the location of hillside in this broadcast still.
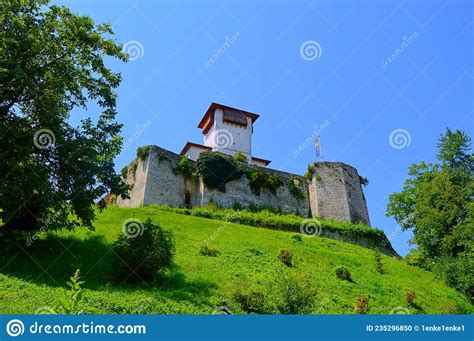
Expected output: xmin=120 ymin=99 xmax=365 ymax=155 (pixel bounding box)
xmin=0 ymin=207 xmax=471 ymax=314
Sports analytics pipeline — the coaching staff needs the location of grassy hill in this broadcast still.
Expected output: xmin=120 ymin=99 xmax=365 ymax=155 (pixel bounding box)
xmin=0 ymin=206 xmax=471 ymax=314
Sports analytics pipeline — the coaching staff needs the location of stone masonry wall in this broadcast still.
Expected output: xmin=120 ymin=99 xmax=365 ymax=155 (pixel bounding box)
xmin=117 ymin=146 xmax=310 ymax=215
xmin=117 ymin=146 xmax=198 ymax=208
xmin=308 ymin=162 xmax=370 ymax=226
xmin=116 ymin=148 xmax=370 ymax=228
xmin=199 ymin=168 xmax=310 ymax=216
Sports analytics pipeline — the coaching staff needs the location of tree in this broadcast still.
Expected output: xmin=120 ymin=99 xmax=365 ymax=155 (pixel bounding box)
xmin=387 ymin=129 xmax=473 ymax=299
xmin=0 ymin=0 xmax=130 ymax=231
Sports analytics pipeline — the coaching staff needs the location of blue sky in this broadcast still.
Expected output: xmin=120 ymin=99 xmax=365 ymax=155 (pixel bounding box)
xmin=60 ymin=0 xmax=473 ymax=256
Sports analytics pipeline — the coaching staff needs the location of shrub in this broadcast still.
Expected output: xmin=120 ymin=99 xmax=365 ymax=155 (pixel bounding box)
xmin=234 ymin=152 xmax=248 ymax=163
xmin=291 ymin=234 xmax=303 ymax=243
xmin=246 ymin=248 xmax=263 ymax=256
xmin=232 ymin=284 xmax=268 ymax=314
xmin=354 ymin=296 xmax=369 ymax=314
xmin=272 ymin=271 xmax=316 ymax=314
xmin=232 ymin=201 xmax=244 ymax=211
xmin=112 ymin=218 xmax=175 ymax=283
xmin=374 ymin=250 xmax=384 ymax=274
xmin=205 ymin=198 xmax=218 ymax=210
xmin=406 ymin=291 xmax=417 ymax=307
xmin=335 ymin=266 xmax=353 ymax=282
xmin=199 ymin=243 xmax=220 ymax=257
xmin=278 ymin=249 xmax=294 ymax=267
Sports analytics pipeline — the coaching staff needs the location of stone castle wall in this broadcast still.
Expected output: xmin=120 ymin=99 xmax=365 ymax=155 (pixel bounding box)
xmin=117 ymin=146 xmax=370 ymax=227
xmin=199 ymin=168 xmax=310 ymax=216
xmin=118 ymin=146 xmax=310 ymax=215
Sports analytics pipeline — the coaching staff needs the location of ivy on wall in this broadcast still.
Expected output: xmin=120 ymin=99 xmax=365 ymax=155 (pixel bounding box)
xmin=288 ymin=175 xmax=305 ymax=202
xmin=196 ymin=151 xmax=284 ymax=195
xmin=196 ymin=151 xmax=243 ymax=192
xmin=244 ymin=168 xmax=283 ymax=195
xmin=174 ymin=156 xmax=197 ymax=180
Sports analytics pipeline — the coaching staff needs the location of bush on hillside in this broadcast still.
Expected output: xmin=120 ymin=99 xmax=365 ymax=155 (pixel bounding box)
xmin=271 ymin=271 xmax=317 ymax=314
xmin=232 ymin=284 xmax=268 ymax=314
xmin=112 ymin=218 xmax=175 ymax=283
xmin=335 ymin=266 xmax=353 ymax=282
xmin=199 ymin=243 xmax=220 ymax=257
xmin=291 ymin=234 xmax=303 ymax=243
xmin=278 ymin=249 xmax=294 ymax=267
xmin=354 ymin=296 xmax=369 ymax=314
xmin=374 ymin=250 xmax=384 ymax=274
xmin=406 ymin=291 xmax=417 ymax=307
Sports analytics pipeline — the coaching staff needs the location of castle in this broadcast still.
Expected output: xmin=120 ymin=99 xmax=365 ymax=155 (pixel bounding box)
xmin=117 ymin=103 xmax=371 ymax=227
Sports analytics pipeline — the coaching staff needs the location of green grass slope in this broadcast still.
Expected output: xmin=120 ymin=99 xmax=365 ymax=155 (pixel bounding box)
xmin=0 ymin=207 xmax=471 ymax=314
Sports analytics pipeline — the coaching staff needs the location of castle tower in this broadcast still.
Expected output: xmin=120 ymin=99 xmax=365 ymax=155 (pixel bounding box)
xmin=180 ymin=103 xmax=271 ymax=167
xmin=308 ymin=162 xmax=371 ymax=226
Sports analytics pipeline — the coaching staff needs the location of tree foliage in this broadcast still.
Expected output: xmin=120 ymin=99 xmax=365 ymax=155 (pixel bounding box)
xmin=0 ymin=0 xmax=130 ymax=230
xmin=387 ymin=128 xmax=473 ymax=300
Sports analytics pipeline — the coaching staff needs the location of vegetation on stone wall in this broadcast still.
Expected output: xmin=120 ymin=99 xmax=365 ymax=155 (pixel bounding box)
xmin=174 ymin=156 xmax=197 ymax=180
xmin=136 ymin=146 xmax=152 ymax=161
xmin=288 ymin=175 xmax=305 ymax=202
xmin=196 ymin=151 xmax=284 ymax=195
xmin=129 ymin=159 xmax=139 ymax=177
xmin=156 ymin=151 xmax=170 ymax=163
xmin=245 ymin=168 xmax=283 ymax=195
xmin=305 ymin=163 xmax=316 ymax=182
xmin=359 ymin=176 xmax=369 ymax=187
xmin=196 ymin=151 xmax=244 ymax=192
xmin=234 ymin=152 xmax=248 ymax=163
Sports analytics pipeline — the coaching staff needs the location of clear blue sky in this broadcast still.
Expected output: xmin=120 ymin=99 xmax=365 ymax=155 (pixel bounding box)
xmin=59 ymin=0 xmax=473 ymax=256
